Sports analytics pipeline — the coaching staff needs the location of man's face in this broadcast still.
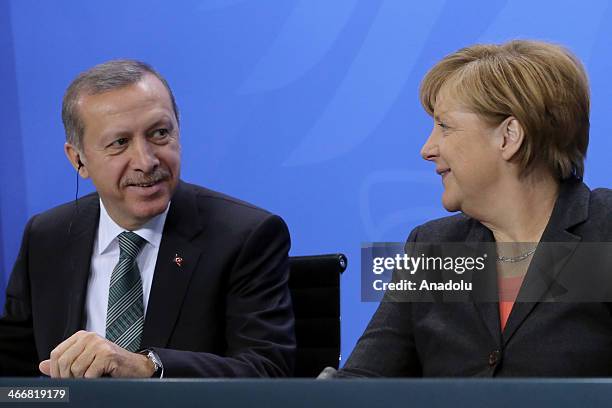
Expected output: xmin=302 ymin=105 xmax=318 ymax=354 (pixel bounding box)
xmin=66 ymin=74 xmax=181 ymax=230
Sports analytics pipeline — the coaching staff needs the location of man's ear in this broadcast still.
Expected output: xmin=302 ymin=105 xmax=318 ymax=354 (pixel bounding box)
xmin=499 ymin=117 xmax=525 ymax=162
xmin=64 ymin=143 xmax=89 ymax=178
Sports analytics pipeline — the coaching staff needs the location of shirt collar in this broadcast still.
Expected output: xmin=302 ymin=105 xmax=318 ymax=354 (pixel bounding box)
xmin=96 ymin=199 xmax=170 ymax=255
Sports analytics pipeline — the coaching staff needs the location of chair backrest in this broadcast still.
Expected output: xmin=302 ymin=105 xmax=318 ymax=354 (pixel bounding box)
xmin=288 ymin=253 xmax=347 ymax=377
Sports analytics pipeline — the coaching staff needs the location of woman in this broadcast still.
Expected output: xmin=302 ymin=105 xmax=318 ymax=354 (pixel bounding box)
xmin=337 ymin=40 xmax=612 ymax=377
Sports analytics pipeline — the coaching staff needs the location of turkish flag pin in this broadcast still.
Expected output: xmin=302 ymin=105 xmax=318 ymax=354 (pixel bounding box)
xmin=174 ymin=254 xmax=183 ymax=267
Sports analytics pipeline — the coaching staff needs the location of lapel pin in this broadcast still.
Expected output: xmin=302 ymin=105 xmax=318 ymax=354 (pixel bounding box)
xmin=173 ymin=254 xmax=184 ymax=267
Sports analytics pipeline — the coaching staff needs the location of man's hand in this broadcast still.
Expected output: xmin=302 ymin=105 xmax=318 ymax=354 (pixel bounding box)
xmin=38 ymin=331 xmax=156 ymax=378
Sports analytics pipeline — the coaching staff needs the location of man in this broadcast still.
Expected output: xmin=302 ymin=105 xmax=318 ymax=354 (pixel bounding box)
xmin=0 ymin=60 xmax=295 ymax=378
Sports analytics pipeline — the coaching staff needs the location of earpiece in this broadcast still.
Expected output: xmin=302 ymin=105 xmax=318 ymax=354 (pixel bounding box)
xmin=69 ymin=154 xmax=83 ymax=236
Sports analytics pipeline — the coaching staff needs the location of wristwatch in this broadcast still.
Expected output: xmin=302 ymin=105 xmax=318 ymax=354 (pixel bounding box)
xmin=140 ymin=349 xmax=164 ymax=378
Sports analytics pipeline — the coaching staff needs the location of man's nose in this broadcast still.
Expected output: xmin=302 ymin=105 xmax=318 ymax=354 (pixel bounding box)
xmin=420 ymin=130 xmax=439 ymax=162
xmin=131 ymin=137 xmax=160 ymax=172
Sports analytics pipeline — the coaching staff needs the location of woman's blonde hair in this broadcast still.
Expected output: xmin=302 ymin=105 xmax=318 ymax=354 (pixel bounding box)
xmin=420 ymin=40 xmax=589 ymax=180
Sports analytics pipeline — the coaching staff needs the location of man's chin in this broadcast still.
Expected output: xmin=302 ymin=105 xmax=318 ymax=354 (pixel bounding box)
xmin=115 ymin=196 xmax=171 ymax=229
xmin=133 ymin=200 xmax=170 ymax=220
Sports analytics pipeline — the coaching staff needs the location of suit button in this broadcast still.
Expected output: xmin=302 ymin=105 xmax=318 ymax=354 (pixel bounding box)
xmin=488 ymin=350 xmax=500 ymax=366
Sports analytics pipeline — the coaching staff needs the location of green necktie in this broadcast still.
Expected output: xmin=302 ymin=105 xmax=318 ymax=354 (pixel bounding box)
xmin=105 ymin=231 xmax=146 ymax=352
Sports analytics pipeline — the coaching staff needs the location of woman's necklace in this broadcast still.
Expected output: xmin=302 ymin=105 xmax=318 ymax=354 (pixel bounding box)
xmin=496 ymin=247 xmax=537 ymax=263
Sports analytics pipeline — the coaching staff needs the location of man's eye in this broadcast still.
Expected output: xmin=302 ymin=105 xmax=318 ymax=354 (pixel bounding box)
xmin=108 ymin=138 xmax=129 ymax=148
xmin=151 ymin=129 xmax=169 ymax=139
xmin=437 ymin=122 xmax=449 ymax=130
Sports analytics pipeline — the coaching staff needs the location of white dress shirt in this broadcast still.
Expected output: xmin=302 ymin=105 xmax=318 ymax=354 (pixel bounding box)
xmin=84 ymin=199 xmax=170 ymax=338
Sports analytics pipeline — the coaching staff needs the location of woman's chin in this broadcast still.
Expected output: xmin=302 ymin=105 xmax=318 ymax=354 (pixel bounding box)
xmin=441 ymin=192 xmax=461 ymax=213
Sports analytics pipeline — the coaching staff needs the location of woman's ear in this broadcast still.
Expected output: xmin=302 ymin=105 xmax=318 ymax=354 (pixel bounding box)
xmin=500 ymin=117 xmax=525 ymax=162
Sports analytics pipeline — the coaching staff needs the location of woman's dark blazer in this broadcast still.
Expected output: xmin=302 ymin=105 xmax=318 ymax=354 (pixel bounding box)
xmin=338 ymin=178 xmax=612 ymax=377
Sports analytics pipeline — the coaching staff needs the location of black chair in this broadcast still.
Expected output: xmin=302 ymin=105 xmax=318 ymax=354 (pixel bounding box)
xmin=288 ymin=253 xmax=347 ymax=377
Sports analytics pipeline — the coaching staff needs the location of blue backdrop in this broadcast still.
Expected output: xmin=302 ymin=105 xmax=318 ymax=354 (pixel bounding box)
xmin=1 ymin=0 xmax=611 ymax=364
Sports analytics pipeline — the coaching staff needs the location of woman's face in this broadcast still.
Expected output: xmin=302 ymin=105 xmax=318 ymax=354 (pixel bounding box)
xmin=420 ymin=89 xmax=505 ymax=215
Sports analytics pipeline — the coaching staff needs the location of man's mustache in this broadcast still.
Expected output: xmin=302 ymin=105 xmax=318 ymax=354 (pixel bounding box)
xmin=121 ymin=168 xmax=171 ymax=188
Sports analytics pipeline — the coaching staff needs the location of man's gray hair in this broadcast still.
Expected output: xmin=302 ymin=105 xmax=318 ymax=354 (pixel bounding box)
xmin=62 ymin=59 xmax=180 ymax=152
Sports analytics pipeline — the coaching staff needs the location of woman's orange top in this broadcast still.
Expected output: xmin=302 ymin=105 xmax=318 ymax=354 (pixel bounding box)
xmin=498 ymin=272 xmax=526 ymax=331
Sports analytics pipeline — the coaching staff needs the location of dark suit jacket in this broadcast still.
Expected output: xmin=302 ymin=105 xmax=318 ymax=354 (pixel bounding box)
xmin=338 ymin=178 xmax=612 ymax=377
xmin=0 ymin=181 xmax=295 ymax=377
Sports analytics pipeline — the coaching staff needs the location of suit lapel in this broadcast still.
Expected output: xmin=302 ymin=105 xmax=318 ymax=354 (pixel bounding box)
xmin=502 ymin=179 xmax=589 ymax=344
xmin=62 ymin=196 xmax=100 ymax=339
xmin=465 ymin=221 xmax=502 ymax=345
xmin=142 ymin=182 xmax=204 ymax=348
